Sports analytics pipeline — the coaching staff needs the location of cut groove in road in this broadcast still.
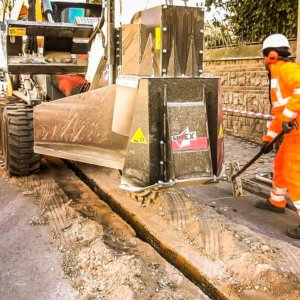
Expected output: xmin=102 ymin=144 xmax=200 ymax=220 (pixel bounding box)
xmin=65 ymin=160 xmax=229 ymax=300
xmin=14 ymin=158 xmax=208 ymax=299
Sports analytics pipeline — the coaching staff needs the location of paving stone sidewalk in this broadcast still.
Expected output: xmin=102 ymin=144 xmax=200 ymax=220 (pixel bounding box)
xmin=224 ymin=134 xmax=275 ymax=178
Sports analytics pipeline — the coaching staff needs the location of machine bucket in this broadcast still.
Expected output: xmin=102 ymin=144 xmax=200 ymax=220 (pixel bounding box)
xmin=34 ymin=84 xmax=133 ymax=169
xmin=119 ymin=76 xmax=224 ymax=190
xmin=34 ymin=75 xmax=224 ymax=190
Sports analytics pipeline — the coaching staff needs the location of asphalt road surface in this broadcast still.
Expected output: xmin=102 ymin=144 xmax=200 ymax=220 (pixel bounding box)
xmin=0 ymin=175 xmax=76 ymax=300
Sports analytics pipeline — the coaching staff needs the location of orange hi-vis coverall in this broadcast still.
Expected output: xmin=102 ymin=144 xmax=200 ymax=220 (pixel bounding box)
xmin=263 ymin=60 xmax=300 ymax=217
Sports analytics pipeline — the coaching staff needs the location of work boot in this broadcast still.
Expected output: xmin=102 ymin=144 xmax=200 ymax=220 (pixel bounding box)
xmin=255 ymin=199 xmax=285 ymax=213
xmin=287 ymin=225 xmax=300 ymax=239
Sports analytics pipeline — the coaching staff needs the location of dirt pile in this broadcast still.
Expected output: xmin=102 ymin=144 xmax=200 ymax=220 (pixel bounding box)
xmin=154 ymin=189 xmax=300 ymax=299
xmin=75 ymin=163 xmax=300 ymax=300
xmin=3 ymin=158 xmax=208 ymax=300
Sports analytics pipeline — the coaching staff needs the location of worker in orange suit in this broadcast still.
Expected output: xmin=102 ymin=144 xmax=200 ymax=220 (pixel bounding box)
xmin=255 ymin=34 xmax=300 ymax=239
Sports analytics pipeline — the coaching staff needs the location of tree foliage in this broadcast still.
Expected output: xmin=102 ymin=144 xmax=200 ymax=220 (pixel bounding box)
xmin=205 ymin=0 xmax=297 ymax=42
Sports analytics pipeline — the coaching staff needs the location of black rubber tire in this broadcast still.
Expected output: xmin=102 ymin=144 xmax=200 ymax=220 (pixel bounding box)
xmin=1 ymin=104 xmax=40 ymax=175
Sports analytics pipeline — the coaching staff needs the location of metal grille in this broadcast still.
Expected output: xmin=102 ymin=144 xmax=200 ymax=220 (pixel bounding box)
xmin=75 ymin=17 xmax=99 ymax=26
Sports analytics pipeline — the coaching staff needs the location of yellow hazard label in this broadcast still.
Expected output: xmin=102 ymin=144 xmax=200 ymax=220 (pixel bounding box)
xmin=8 ymin=27 xmax=26 ymax=36
xmin=155 ymin=27 xmax=161 ymax=50
xmin=130 ymin=128 xmax=148 ymax=144
xmin=218 ymin=124 xmax=224 ymax=138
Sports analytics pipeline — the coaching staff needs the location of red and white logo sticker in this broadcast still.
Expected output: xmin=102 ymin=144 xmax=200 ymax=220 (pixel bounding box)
xmin=171 ymin=127 xmax=208 ymax=151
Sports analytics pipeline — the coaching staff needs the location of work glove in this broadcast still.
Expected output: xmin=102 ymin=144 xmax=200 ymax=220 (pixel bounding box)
xmin=261 ymin=141 xmax=273 ymax=154
xmin=282 ymin=120 xmax=297 ymax=133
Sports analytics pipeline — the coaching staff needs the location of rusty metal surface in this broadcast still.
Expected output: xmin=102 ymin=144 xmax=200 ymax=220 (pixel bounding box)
xmin=34 ymin=85 xmax=129 ymax=169
xmin=122 ymin=77 xmax=222 ymax=188
xmin=121 ymin=24 xmax=148 ymax=75
xmin=7 ymin=56 xmax=88 ymax=75
xmin=127 ymin=6 xmax=204 ymax=76
xmin=121 ymin=78 xmax=155 ymax=187
xmin=167 ymin=103 xmax=212 ymax=179
xmin=204 ymin=78 xmax=224 ymax=176
xmin=34 ymin=76 xmax=222 ymax=189
xmin=7 ymin=51 xmax=88 ymax=75
xmin=161 ymin=6 xmax=204 ymax=76
xmin=35 ymin=143 xmax=125 ymax=169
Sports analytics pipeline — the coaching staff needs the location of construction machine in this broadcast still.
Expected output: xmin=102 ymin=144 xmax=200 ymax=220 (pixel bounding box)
xmin=0 ymin=0 xmax=225 ymax=193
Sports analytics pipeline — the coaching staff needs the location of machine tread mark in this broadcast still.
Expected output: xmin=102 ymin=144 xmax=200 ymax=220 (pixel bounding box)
xmin=1 ymin=104 xmax=40 ymax=175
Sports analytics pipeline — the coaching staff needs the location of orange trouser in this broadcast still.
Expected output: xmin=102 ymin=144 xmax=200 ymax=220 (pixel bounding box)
xmin=270 ymin=135 xmax=300 ymax=217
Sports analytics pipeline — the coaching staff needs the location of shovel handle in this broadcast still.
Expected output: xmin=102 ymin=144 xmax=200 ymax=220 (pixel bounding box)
xmin=231 ymin=130 xmax=285 ymax=181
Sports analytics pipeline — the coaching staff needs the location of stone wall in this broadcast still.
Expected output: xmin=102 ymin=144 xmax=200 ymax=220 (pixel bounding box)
xmin=222 ymin=109 xmax=272 ymax=144
xmin=204 ymin=42 xmax=296 ymax=144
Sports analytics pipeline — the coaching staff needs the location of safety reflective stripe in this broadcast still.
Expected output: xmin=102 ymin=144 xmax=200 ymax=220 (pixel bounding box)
xmin=282 ymin=108 xmax=298 ymax=119
xmin=271 ymin=79 xmax=277 ymax=88
xmin=270 ymin=78 xmax=285 ymax=102
xmin=294 ymin=88 xmax=300 ymax=94
xmin=266 ymin=130 xmax=278 ymax=138
xmin=275 ymin=89 xmax=283 ymax=102
xmin=272 ymin=97 xmax=291 ymax=108
xmin=295 ymin=202 xmax=300 ymax=216
xmin=274 ymin=186 xmax=288 ymax=195
xmin=294 ymin=200 xmax=300 ymax=210
xmin=270 ymin=192 xmax=285 ymax=202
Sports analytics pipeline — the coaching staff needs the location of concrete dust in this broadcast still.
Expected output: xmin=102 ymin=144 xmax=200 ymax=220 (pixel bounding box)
xmin=75 ymin=159 xmax=300 ymax=299
xmin=6 ymin=157 xmax=209 ymax=300
xmin=151 ymin=189 xmax=300 ymax=299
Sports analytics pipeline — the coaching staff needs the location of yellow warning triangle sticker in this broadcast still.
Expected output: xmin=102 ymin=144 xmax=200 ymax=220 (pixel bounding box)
xmin=218 ymin=124 xmax=224 ymax=138
xmin=130 ymin=127 xmax=148 ymax=144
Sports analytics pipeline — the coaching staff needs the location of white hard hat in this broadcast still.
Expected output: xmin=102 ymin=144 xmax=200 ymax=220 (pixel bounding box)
xmin=262 ymin=34 xmax=290 ymax=50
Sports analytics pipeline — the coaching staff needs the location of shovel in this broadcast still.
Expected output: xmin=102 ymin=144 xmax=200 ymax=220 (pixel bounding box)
xmin=230 ymin=130 xmax=285 ymax=197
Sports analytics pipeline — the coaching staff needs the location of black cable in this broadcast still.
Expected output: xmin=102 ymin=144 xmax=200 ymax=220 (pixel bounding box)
xmin=27 ymin=0 xmax=38 ymax=54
